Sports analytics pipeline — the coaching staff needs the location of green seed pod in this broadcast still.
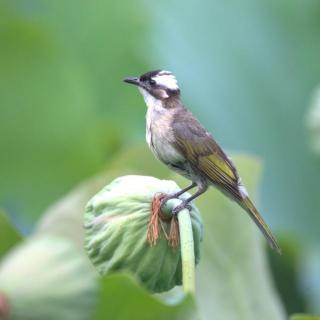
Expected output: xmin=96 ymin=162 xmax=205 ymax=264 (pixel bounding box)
xmin=84 ymin=175 xmax=203 ymax=293
xmin=0 ymin=236 xmax=98 ymax=320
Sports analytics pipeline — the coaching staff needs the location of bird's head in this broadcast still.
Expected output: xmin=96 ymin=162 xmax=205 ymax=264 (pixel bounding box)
xmin=124 ymin=70 xmax=180 ymax=107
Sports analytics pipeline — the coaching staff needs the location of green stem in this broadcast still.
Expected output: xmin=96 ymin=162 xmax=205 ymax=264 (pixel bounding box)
xmin=162 ymin=199 xmax=195 ymax=294
xmin=177 ymin=207 xmax=195 ymax=294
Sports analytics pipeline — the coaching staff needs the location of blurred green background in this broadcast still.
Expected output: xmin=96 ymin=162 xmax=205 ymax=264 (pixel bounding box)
xmin=1 ymin=0 xmax=320 ymax=318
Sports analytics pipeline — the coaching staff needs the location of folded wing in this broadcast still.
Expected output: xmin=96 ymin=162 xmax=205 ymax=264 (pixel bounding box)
xmin=172 ymin=110 xmax=243 ymax=201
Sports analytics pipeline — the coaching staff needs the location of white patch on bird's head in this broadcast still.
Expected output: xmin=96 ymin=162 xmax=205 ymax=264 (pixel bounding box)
xmin=152 ymin=70 xmax=179 ymax=91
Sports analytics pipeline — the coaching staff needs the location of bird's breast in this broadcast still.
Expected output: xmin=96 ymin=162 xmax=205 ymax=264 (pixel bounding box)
xmin=146 ymin=107 xmax=184 ymax=165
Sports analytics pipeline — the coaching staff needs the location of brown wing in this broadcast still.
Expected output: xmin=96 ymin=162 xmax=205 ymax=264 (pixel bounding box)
xmin=172 ymin=108 xmax=243 ymax=201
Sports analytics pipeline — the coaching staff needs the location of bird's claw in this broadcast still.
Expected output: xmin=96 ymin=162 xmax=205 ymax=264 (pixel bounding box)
xmin=160 ymin=195 xmax=192 ymax=214
xmin=172 ymin=202 xmax=192 ymax=215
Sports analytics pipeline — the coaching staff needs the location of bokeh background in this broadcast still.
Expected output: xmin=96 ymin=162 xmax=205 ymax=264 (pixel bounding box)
xmin=1 ymin=0 xmax=320 ymax=319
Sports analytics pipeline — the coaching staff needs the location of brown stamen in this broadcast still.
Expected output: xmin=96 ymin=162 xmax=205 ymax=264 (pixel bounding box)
xmin=147 ymin=193 xmax=180 ymax=248
xmin=168 ymin=216 xmax=179 ymax=248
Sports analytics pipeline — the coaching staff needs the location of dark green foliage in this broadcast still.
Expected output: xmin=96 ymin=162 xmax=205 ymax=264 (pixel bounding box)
xmin=0 ymin=210 xmax=22 ymax=258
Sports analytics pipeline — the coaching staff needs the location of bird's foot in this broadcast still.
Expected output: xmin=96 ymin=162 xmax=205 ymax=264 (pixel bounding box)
xmin=172 ymin=201 xmax=192 ymax=215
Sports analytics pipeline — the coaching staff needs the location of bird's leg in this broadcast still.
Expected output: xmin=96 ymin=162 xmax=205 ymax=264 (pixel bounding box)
xmin=161 ymin=182 xmax=197 ymax=205
xmin=172 ymin=185 xmax=208 ymax=215
xmin=171 ymin=182 xmax=197 ymax=199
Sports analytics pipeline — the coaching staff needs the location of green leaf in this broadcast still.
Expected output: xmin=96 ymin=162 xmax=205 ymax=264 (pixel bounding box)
xmin=171 ymin=154 xmax=286 ymax=320
xmin=298 ymin=247 xmax=320 ymax=314
xmin=267 ymin=237 xmax=306 ymax=315
xmin=290 ymin=315 xmax=320 ymax=320
xmin=0 ymin=209 xmax=22 ymax=258
xmin=95 ymin=274 xmax=200 ymax=320
xmin=0 ymin=235 xmax=98 ymax=320
xmin=107 ymin=143 xmax=169 ymax=179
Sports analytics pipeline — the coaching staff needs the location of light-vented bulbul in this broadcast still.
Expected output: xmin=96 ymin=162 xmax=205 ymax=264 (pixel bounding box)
xmin=124 ymin=69 xmax=280 ymax=253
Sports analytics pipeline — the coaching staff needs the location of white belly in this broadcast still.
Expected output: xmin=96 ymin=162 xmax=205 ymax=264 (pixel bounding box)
xmin=151 ymin=132 xmax=184 ymax=164
xmin=146 ymin=107 xmax=184 ymax=165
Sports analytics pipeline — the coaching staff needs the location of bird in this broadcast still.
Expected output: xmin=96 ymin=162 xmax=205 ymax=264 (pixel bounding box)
xmin=124 ymin=69 xmax=281 ymax=253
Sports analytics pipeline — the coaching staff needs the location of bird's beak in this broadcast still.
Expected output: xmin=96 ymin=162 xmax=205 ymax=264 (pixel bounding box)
xmin=123 ymin=76 xmax=140 ymax=86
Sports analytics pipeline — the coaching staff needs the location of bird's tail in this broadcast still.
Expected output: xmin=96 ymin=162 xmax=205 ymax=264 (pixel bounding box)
xmin=241 ymin=197 xmax=281 ymax=254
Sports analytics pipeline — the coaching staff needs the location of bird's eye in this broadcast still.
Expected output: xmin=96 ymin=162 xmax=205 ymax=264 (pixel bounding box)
xmin=149 ymin=79 xmax=156 ymax=85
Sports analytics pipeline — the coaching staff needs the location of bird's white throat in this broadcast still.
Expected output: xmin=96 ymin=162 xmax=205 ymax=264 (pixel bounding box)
xmin=138 ymin=87 xmax=163 ymax=110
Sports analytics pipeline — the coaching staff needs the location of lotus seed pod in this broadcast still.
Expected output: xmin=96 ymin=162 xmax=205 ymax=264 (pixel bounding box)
xmin=84 ymin=175 xmax=203 ymax=293
xmin=0 ymin=236 xmax=98 ymax=320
